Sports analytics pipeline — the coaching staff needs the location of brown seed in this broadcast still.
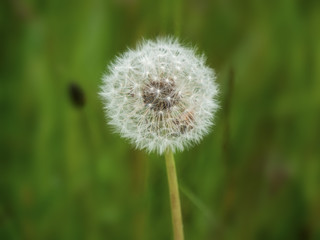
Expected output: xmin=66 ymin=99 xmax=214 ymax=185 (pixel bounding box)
xmin=142 ymin=78 xmax=180 ymax=111
xmin=173 ymin=110 xmax=195 ymax=135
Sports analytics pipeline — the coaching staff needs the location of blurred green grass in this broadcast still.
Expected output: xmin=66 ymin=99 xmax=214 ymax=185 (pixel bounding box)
xmin=1 ymin=0 xmax=320 ymax=239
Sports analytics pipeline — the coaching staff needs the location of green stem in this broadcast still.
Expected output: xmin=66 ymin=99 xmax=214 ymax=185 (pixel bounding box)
xmin=165 ymin=149 xmax=184 ymax=240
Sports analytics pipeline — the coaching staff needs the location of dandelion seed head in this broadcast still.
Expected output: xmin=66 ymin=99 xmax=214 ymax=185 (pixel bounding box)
xmin=100 ymin=37 xmax=219 ymax=154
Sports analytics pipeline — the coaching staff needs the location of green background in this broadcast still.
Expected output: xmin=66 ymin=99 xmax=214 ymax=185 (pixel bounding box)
xmin=1 ymin=0 xmax=320 ymax=239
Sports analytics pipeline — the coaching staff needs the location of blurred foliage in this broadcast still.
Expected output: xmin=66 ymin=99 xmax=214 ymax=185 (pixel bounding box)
xmin=1 ymin=0 xmax=320 ymax=239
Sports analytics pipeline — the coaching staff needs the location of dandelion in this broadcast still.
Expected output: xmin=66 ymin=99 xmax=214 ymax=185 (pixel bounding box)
xmin=100 ymin=37 xmax=219 ymax=240
xmin=100 ymin=37 xmax=218 ymax=154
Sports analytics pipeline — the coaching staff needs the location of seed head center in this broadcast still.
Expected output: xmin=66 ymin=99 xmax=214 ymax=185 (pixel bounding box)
xmin=142 ymin=78 xmax=179 ymax=112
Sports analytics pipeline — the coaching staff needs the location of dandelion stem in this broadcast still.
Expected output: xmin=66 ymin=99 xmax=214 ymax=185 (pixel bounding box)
xmin=165 ymin=149 xmax=184 ymax=240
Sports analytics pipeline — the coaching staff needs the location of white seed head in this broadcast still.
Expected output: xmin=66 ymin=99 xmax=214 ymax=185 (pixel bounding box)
xmin=100 ymin=37 xmax=219 ymax=154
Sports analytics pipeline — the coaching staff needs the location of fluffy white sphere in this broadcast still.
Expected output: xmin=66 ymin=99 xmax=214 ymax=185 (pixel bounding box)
xmin=100 ymin=37 xmax=219 ymax=154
